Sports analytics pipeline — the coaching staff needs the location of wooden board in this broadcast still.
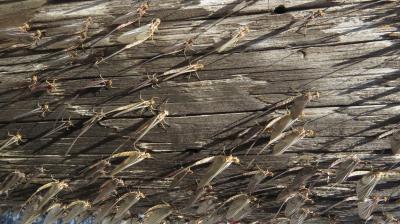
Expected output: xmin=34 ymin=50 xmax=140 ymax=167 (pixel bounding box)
xmin=1 ymin=0 xmax=400 ymax=223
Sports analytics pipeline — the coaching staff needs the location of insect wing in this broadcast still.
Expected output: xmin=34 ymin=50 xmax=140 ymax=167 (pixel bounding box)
xmin=335 ymin=157 xmax=359 ymax=183
xmin=169 ymin=167 xmax=192 ymax=188
xmin=63 ymin=201 xmax=90 ymax=223
xmin=356 ymin=173 xmax=381 ymax=201
xmin=290 ymin=209 xmax=309 ymax=224
xmin=247 ymin=170 xmax=269 ymax=193
xmin=143 ymin=204 xmax=172 ymax=224
xmin=390 ymin=131 xmax=400 ymax=155
xmin=284 ymin=195 xmax=306 ymax=217
xmin=117 ymin=23 xmax=152 ymax=44
xmin=358 ymin=199 xmax=378 ymax=220
xmin=290 ymin=95 xmax=310 ymax=120
xmin=110 ymin=152 xmax=145 ymax=176
xmin=197 ymin=156 xmax=231 ymax=189
xmin=272 ymin=130 xmax=304 ymax=155
xmin=94 ymin=199 xmax=116 ymax=224
xmin=44 ymin=203 xmax=64 ymax=224
xmin=113 ymin=192 xmax=143 ymax=220
xmin=226 ymin=194 xmax=253 ymax=221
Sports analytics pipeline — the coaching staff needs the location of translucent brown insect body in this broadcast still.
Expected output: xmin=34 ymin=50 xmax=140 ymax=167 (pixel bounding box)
xmin=112 ymin=191 xmax=145 ymax=221
xmin=390 ymin=131 xmax=400 ymax=154
xmin=30 ymin=80 xmax=59 ymax=95
xmin=159 ymin=62 xmax=204 ymax=81
xmin=66 ymin=110 xmax=106 ymax=155
xmin=20 ymin=195 xmax=43 ymax=224
xmin=272 ymin=128 xmax=314 ymax=155
xmin=357 ymin=197 xmax=385 ymax=220
xmin=356 ymin=172 xmax=384 ymax=201
xmin=90 ymin=2 xmax=150 ymax=47
xmin=284 ymin=193 xmax=312 ymax=218
xmin=42 ymin=118 xmax=74 ymax=138
xmin=130 ymin=109 xmax=169 ymax=146
xmin=96 ymin=18 xmax=161 ymax=64
xmin=143 ymin=203 xmax=173 ymax=224
xmin=196 ymin=196 xmax=218 ymax=215
xmin=247 ymin=112 xmax=295 ymax=158
xmin=225 ymin=194 xmax=257 ymax=222
xmin=43 ymin=203 xmax=64 ymax=224
xmin=62 ymin=200 xmax=91 ymax=223
xmin=289 ymin=91 xmax=319 ymax=120
xmin=290 ymin=208 xmax=312 ymax=224
xmin=93 ymin=178 xmax=124 ymax=204
xmin=79 ymin=160 xmax=111 ymax=179
xmin=197 ymin=155 xmax=240 ymax=190
xmin=0 ymin=131 xmax=24 ymax=151
xmin=0 ymin=170 xmax=26 ymax=196
xmin=110 ymin=151 xmax=152 ymax=176
xmin=216 ymin=26 xmax=250 ymax=53
xmin=105 ymin=97 xmax=157 ymax=117
xmin=13 ymin=102 xmax=51 ymax=120
xmin=94 ymin=198 xmax=116 ymax=224
xmin=330 ymin=155 xmax=360 ymax=184
xmin=247 ymin=168 xmax=273 ymax=194
xmin=25 ymin=180 xmax=69 ymax=211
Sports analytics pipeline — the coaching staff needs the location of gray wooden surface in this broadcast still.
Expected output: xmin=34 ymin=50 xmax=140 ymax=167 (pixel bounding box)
xmin=1 ymin=0 xmax=400 ymax=223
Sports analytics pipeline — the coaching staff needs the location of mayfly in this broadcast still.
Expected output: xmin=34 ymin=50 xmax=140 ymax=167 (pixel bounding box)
xmin=356 ymin=172 xmax=384 ymax=201
xmin=212 ymin=90 xmax=319 ymax=138
xmin=43 ymin=203 xmax=64 ymax=224
xmin=319 ymin=196 xmax=358 ymax=215
xmin=20 ymin=194 xmax=43 ymax=224
xmin=137 ymin=38 xmax=194 ymax=67
xmin=197 ymin=155 xmax=240 ymax=190
xmin=109 ymin=151 xmax=152 ymax=176
xmin=168 ymin=156 xmax=216 ymax=188
xmin=112 ymin=191 xmax=145 ymax=221
xmin=29 ymin=79 xmax=59 ymax=95
xmin=96 ymin=18 xmax=161 ymax=64
xmin=329 ymin=155 xmax=361 ymax=184
xmin=63 ymin=200 xmax=91 ymax=223
xmin=89 ymin=2 xmax=150 ymax=47
xmin=105 ymin=97 xmax=157 ymax=117
xmin=0 ymin=131 xmax=25 ymax=151
xmin=93 ymin=178 xmax=124 ymax=204
xmin=159 ymin=62 xmax=204 ymax=82
xmin=23 ymin=167 xmax=46 ymax=188
xmin=0 ymin=170 xmax=26 ymax=196
xmin=357 ymin=197 xmax=386 ymax=220
xmin=80 ymin=159 xmax=111 ymax=176
xmin=117 ymin=109 xmax=169 ymax=151
xmin=390 ymin=131 xmax=400 ymax=155
xmin=224 ymin=194 xmax=257 ymax=222
xmin=247 ymin=167 xmax=273 ymax=194
xmin=246 ymin=112 xmax=295 ymax=156
xmin=24 ymin=180 xmax=69 ymax=211
xmin=41 ymin=117 xmax=74 ymax=138
xmin=187 ymin=185 xmax=213 ymax=207
xmin=169 ymin=167 xmax=193 ymax=189
xmin=78 ymin=77 xmax=113 ymax=92
xmin=93 ymin=198 xmax=117 ymax=224
xmin=196 ymin=196 xmax=218 ymax=215
xmin=276 ymin=167 xmax=317 ymax=203
xmin=289 ymin=91 xmax=320 ymax=120
xmin=272 ymin=128 xmax=314 ymax=156
xmin=290 ymin=208 xmax=312 ymax=224
xmin=284 ymin=193 xmax=312 ymax=218
xmin=65 ymin=109 xmax=106 ymax=155
xmin=143 ymin=203 xmax=173 ymax=224
xmin=13 ymin=102 xmax=51 ymax=120
xmin=216 ymin=26 xmax=250 ymax=53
